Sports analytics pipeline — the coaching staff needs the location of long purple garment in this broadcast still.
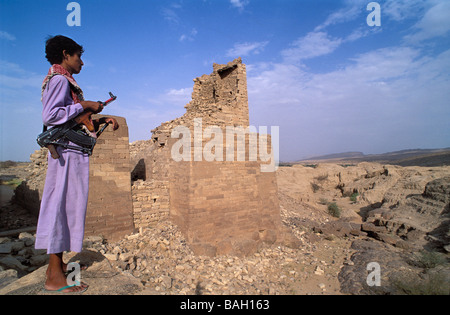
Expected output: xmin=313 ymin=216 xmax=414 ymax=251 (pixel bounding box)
xmin=35 ymin=75 xmax=89 ymax=254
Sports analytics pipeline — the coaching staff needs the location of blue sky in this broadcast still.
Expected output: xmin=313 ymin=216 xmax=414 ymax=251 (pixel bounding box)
xmin=1 ymin=0 xmax=449 ymax=162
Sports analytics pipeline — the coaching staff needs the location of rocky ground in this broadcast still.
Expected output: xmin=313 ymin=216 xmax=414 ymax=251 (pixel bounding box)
xmin=0 ymin=162 xmax=449 ymax=295
xmin=0 ymin=211 xmax=354 ymax=295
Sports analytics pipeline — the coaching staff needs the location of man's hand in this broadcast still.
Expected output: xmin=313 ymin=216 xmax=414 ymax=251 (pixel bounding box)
xmin=104 ymin=117 xmax=119 ymax=130
xmin=80 ymin=101 xmax=103 ymax=114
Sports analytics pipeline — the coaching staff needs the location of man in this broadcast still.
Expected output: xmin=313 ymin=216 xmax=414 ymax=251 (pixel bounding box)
xmin=35 ymin=35 xmax=119 ymax=293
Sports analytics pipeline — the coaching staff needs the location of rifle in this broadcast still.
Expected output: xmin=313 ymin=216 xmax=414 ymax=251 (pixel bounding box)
xmin=75 ymin=92 xmax=117 ymax=132
xmin=37 ymin=92 xmax=117 ymax=159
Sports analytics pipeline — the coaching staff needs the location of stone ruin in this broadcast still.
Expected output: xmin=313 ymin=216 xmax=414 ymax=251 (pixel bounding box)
xmin=15 ymin=58 xmax=291 ymax=256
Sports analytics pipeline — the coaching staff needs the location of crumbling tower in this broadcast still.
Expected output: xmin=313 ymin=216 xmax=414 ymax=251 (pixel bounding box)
xmin=134 ymin=58 xmax=283 ymax=256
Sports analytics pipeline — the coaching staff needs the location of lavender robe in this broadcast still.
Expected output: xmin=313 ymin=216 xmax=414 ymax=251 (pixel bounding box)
xmin=35 ymin=75 xmax=89 ymax=254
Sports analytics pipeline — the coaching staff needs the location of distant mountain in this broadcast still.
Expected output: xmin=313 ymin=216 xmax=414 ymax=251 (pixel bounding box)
xmin=297 ymin=148 xmax=450 ymax=167
xmin=301 ymin=151 xmax=364 ymax=161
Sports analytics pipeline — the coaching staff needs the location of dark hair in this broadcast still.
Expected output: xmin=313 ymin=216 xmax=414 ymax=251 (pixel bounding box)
xmin=45 ymin=35 xmax=84 ymax=65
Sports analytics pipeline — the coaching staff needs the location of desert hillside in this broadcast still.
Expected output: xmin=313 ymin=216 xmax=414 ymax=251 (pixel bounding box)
xmin=297 ymin=148 xmax=450 ymax=167
xmin=277 ymin=162 xmax=450 ymax=294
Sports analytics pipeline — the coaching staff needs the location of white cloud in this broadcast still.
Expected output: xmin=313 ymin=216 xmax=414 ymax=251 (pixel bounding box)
xmin=230 ymin=0 xmax=249 ymax=12
xmin=314 ymin=0 xmax=364 ymax=31
xmin=161 ymin=6 xmax=180 ymax=24
xmin=179 ymin=28 xmax=198 ymax=42
xmin=345 ymin=27 xmax=380 ymax=42
xmin=247 ymin=44 xmax=450 ymax=160
xmin=167 ymin=87 xmax=192 ymax=98
xmin=404 ymin=1 xmax=450 ymax=42
xmin=0 ymin=31 xmax=16 ymax=41
xmin=147 ymin=87 xmax=192 ymax=107
xmin=281 ymin=31 xmax=342 ymax=63
xmin=383 ymin=0 xmax=427 ymax=22
xmin=226 ymin=41 xmax=268 ymax=57
xmin=0 ymin=60 xmax=41 ymax=90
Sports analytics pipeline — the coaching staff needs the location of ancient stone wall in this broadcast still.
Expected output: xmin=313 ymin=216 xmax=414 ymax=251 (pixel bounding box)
xmin=136 ymin=58 xmax=283 ymax=256
xmin=84 ymin=115 xmax=135 ymax=241
xmin=168 ymin=148 xmax=281 ymax=256
xmin=132 ymin=179 xmax=169 ymax=228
